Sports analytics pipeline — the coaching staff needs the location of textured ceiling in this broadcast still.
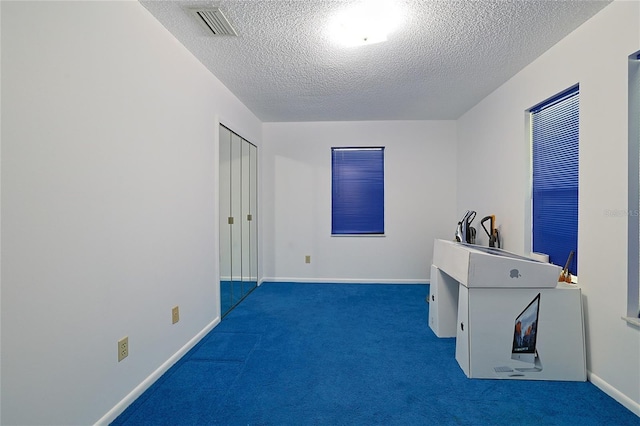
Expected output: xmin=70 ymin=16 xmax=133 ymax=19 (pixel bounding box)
xmin=140 ymin=0 xmax=611 ymax=122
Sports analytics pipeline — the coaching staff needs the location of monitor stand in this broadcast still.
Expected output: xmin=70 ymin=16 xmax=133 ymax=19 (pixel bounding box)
xmin=515 ymin=352 xmax=543 ymax=372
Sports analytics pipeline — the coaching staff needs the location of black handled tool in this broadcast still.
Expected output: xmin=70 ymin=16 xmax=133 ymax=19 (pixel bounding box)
xmin=480 ymin=215 xmax=500 ymax=248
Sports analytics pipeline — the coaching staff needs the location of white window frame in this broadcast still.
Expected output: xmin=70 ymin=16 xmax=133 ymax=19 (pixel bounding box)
xmin=626 ymin=50 xmax=640 ymax=326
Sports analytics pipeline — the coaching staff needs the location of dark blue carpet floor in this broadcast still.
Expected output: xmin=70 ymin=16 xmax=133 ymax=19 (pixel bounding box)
xmin=112 ymin=283 xmax=638 ymax=425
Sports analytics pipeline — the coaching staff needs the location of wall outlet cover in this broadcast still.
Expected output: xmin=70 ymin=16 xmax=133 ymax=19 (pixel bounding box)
xmin=118 ymin=336 xmax=128 ymax=362
xmin=172 ymin=306 xmax=180 ymax=324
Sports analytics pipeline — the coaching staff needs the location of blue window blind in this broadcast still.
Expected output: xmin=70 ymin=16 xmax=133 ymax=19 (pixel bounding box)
xmin=531 ymin=86 xmax=579 ymax=275
xmin=331 ymin=147 xmax=384 ymax=235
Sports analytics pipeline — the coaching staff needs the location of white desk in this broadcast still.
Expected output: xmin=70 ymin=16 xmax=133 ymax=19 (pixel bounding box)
xmin=429 ymin=239 xmax=586 ymax=381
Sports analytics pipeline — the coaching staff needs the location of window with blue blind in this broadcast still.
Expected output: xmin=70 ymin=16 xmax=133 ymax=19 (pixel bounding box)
xmin=331 ymin=147 xmax=384 ymax=235
xmin=531 ymin=86 xmax=579 ymax=275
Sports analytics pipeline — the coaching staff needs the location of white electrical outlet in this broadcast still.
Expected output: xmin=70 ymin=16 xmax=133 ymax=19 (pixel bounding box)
xmin=118 ymin=336 xmax=128 ymax=362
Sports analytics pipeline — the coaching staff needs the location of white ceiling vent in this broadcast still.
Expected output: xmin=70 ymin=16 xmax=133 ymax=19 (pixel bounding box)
xmin=188 ymin=7 xmax=237 ymax=36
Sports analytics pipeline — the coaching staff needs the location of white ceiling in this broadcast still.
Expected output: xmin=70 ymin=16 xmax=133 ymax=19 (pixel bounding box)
xmin=140 ymin=0 xmax=611 ymax=122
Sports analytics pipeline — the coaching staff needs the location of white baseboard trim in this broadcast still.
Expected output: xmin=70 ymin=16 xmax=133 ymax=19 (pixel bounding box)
xmin=261 ymin=277 xmax=429 ymax=285
xmin=94 ymin=316 xmax=221 ymax=425
xmin=588 ymin=371 xmax=640 ymax=417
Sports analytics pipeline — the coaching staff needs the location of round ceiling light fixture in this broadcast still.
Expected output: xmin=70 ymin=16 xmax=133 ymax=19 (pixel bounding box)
xmin=329 ymin=0 xmax=404 ymax=47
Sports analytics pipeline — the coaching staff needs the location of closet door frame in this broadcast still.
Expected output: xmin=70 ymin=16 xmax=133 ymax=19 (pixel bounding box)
xmin=220 ymin=124 xmax=258 ymax=317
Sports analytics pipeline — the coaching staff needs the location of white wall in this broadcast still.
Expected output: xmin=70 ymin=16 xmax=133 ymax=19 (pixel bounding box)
xmin=457 ymin=0 xmax=640 ymax=414
xmin=3 ymin=0 xmax=638 ymax=423
xmin=0 ymin=2 xmax=261 ymax=425
xmin=262 ymin=121 xmax=457 ymax=283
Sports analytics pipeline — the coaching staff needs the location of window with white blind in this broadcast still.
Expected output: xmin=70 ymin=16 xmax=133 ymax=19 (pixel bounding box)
xmin=530 ymin=86 xmax=579 ymax=276
xmin=331 ymin=147 xmax=385 ymax=235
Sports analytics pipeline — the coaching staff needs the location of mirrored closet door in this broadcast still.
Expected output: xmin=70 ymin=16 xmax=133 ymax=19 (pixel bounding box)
xmin=219 ymin=125 xmax=258 ymax=317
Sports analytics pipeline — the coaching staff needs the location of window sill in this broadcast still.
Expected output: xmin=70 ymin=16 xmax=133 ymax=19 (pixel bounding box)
xmin=622 ymin=316 xmax=640 ymax=328
xmin=331 ymin=234 xmax=386 ymax=237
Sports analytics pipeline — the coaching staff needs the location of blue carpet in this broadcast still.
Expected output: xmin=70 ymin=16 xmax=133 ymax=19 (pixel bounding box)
xmin=112 ymin=283 xmax=638 ymax=425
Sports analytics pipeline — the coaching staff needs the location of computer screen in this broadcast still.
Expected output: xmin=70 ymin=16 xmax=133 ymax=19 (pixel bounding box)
xmin=511 ymin=293 xmax=541 ymax=364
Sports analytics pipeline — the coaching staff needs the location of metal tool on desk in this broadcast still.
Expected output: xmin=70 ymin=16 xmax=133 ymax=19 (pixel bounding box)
xmin=480 ymin=214 xmax=500 ymax=248
xmin=455 ymin=210 xmax=477 ymax=244
xmin=558 ymin=250 xmax=575 ymax=283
